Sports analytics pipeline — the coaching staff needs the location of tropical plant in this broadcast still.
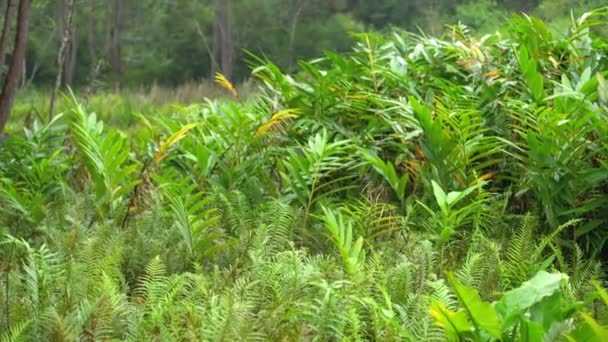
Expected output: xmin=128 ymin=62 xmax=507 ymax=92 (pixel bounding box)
xmin=1 ymin=8 xmax=608 ymax=341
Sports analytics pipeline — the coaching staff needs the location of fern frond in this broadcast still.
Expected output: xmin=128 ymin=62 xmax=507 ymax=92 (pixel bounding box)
xmin=531 ymin=218 xmax=580 ymax=262
xmin=343 ymin=199 xmax=401 ymax=240
xmin=386 ymin=257 xmax=414 ymax=305
xmin=455 ymin=252 xmax=485 ymax=290
xmin=502 ymin=214 xmax=537 ymax=288
xmin=281 ymin=131 xmax=356 ymax=214
xmin=156 ymin=176 xmax=222 ymax=261
xmin=252 ymin=200 xmax=295 ymax=257
xmin=133 ymin=256 xmax=167 ymax=303
xmin=410 ymin=240 xmax=437 ymax=295
xmin=1 ymin=320 xmax=31 ymax=342
xmin=427 ymin=278 xmax=457 ymax=311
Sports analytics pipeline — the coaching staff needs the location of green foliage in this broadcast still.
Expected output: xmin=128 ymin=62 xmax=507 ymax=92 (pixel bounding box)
xmin=567 ymin=282 xmax=608 ymax=341
xmin=359 ymin=149 xmax=408 ymax=204
xmin=320 ymin=206 xmax=366 ymax=277
xmin=21 ymin=0 xmax=599 ymax=87
xmin=155 ymin=175 xmax=224 ymax=263
xmin=433 ymin=271 xmax=575 ymax=341
xmin=65 ymin=94 xmax=139 ymax=218
xmin=281 ymin=130 xmax=356 ymax=216
xmin=419 ymin=180 xmax=487 ymax=243
xmin=2 ymin=8 xmax=608 ymax=341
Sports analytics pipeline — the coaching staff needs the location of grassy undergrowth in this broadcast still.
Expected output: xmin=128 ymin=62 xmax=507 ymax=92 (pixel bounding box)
xmin=1 ymin=9 xmax=608 ymax=341
xmin=7 ymin=80 xmax=256 ymax=134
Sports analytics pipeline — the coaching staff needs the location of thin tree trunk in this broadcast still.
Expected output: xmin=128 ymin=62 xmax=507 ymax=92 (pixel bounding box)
xmin=221 ymin=0 xmax=233 ymax=80
xmin=88 ymin=0 xmax=97 ymax=64
xmin=196 ymin=20 xmax=218 ymax=78
xmin=65 ymin=24 xmax=77 ymax=86
xmin=210 ymin=1 xmax=221 ymax=77
xmin=23 ymin=26 xmax=58 ymax=88
xmin=287 ymin=0 xmax=304 ymax=70
xmin=0 ymin=0 xmax=16 ymax=77
xmin=110 ymin=0 xmax=124 ymax=91
xmin=24 ymin=58 xmax=37 ymax=88
xmin=83 ymin=59 xmax=102 ymax=105
xmin=0 ymin=0 xmax=30 ymax=135
xmin=211 ymin=0 xmax=233 ymax=79
xmin=49 ymin=0 xmax=75 ymax=120
xmin=19 ymin=55 xmax=24 ymax=87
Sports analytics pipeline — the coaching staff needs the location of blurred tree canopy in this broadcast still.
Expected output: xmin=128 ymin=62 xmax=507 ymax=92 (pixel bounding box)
xmin=3 ymin=0 xmax=606 ymax=88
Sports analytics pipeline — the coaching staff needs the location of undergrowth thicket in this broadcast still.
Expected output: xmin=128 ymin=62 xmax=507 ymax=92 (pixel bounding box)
xmin=2 ymin=9 xmax=608 ymax=341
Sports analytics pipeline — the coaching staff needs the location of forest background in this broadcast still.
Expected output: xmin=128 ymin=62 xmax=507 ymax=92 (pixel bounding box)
xmin=1 ymin=0 xmax=605 ymax=90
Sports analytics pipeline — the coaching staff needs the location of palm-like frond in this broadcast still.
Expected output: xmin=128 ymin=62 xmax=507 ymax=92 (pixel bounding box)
xmin=0 ymin=320 xmax=31 ymax=342
xmin=281 ymin=130 xmax=357 ymax=216
xmin=65 ymin=93 xmax=139 ymax=217
xmin=155 ymin=175 xmax=223 ymax=262
xmin=320 ymin=206 xmax=366 ymax=277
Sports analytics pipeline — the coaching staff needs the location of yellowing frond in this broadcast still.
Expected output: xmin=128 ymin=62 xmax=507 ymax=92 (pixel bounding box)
xmin=215 ymin=72 xmax=238 ymax=97
xmin=255 ymin=109 xmax=300 ymax=137
xmin=469 ymin=172 xmax=496 ymax=186
xmin=155 ymin=123 xmax=198 ymax=163
xmin=484 ymin=70 xmax=501 ymax=79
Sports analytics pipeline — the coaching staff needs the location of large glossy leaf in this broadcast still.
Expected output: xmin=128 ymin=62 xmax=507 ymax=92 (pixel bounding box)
xmin=431 ymin=180 xmax=448 ymax=212
xmin=447 ymin=273 xmax=502 ymax=339
xmin=495 ymin=271 xmax=568 ymax=330
xmin=430 ymin=301 xmax=473 ymax=341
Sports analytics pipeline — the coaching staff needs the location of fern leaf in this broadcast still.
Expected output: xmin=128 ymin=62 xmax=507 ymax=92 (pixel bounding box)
xmin=1 ymin=320 xmax=31 ymax=342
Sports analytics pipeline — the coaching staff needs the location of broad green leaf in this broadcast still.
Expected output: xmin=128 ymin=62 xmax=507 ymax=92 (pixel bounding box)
xmin=598 ymin=72 xmax=608 ymax=104
xmin=495 ymin=271 xmax=567 ymax=330
xmin=445 ymin=191 xmax=462 ymax=206
xmin=517 ymin=45 xmax=546 ymax=102
xmin=519 ymin=319 xmax=545 ymax=342
xmin=439 ymin=227 xmax=454 ymax=243
xmin=528 ymin=292 xmax=564 ymax=330
xmin=447 ymin=273 xmax=502 ymax=339
xmin=431 ymin=180 xmax=447 ymax=211
xmin=577 ymin=67 xmax=592 ymax=91
xmin=321 ymin=206 xmax=365 ymax=276
xmin=430 ymin=301 xmax=473 ymax=341
xmin=360 ymin=150 xmax=407 ymax=200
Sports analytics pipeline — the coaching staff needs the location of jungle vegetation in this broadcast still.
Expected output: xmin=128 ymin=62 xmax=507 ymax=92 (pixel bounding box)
xmin=1 ymin=2 xmax=608 ymax=342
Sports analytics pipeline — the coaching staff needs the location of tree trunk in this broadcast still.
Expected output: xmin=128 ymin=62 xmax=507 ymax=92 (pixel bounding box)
xmin=110 ymin=0 xmax=124 ymax=91
xmin=49 ymin=0 xmax=75 ymax=119
xmin=287 ymin=0 xmax=304 ymax=70
xmin=0 ymin=0 xmax=30 ymax=135
xmin=65 ymin=24 xmax=78 ymax=86
xmin=23 ymin=26 xmax=58 ymax=89
xmin=0 ymin=0 xmax=16 ymax=77
xmin=88 ymin=0 xmax=98 ymax=64
xmin=195 ymin=20 xmax=218 ymax=75
xmin=19 ymin=55 xmax=25 ymax=87
xmin=211 ymin=0 xmax=233 ymax=80
xmin=59 ymin=0 xmax=77 ymax=86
